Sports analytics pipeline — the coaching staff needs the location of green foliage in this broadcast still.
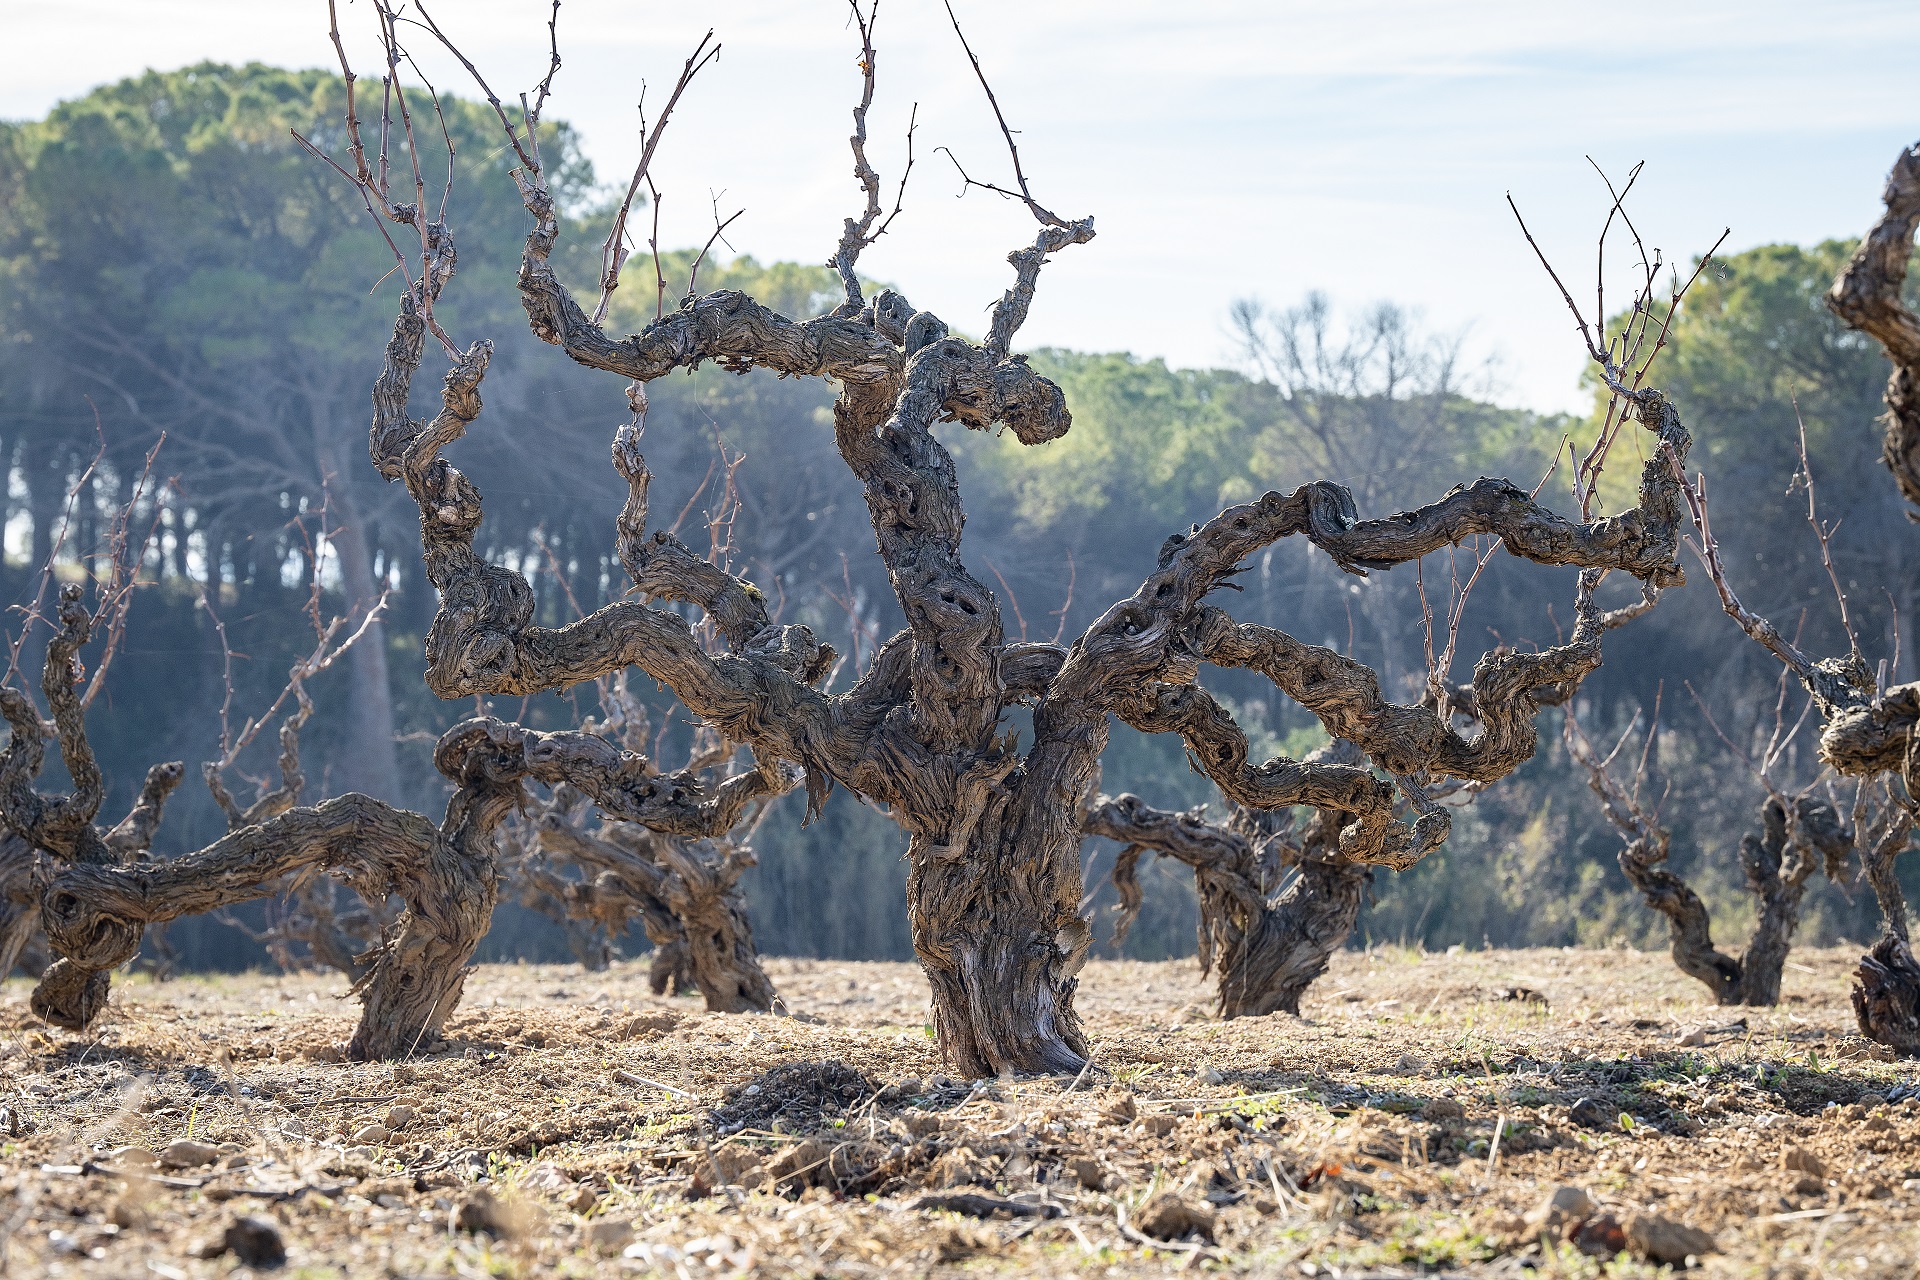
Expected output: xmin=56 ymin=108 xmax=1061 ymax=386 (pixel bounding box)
xmin=6 ymin=63 xmax=1920 ymax=976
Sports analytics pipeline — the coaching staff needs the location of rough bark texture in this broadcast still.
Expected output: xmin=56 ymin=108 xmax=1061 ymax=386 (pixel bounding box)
xmin=1756 ymin=145 xmax=1920 ymax=779
xmin=0 ymin=587 xmax=186 ymax=1027
xmin=1624 ymin=799 xmax=1840 ymax=1006
xmin=361 ymin=68 xmax=1695 ymax=1071
xmin=1706 ymin=142 xmax=1920 ymax=1046
xmin=379 ymin=253 xmax=1691 ymax=1069
xmin=1827 ymin=141 xmax=1920 ymax=514
xmin=1854 ymin=934 xmax=1920 ymax=1056
xmin=1565 ymin=704 xmax=1862 ymax=1006
xmin=0 ymin=591 xmax=696 ymax=1056
xmin=1851 ymin=802 xmax=1920 ymax=1053
xmin=533 ymin=800 xmax=776 ymax=1013
xmin=0 ymin=833 xmax=41 ymax=980
xmin=1084 ymin=743 xmax=1368 ymax=1018
xmin=483 ymin=680 xmax=782 ymax=1006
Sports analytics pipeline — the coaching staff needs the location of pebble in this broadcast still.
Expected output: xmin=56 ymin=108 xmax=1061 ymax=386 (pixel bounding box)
xmin=587 ymin=1217 xmax=632 ymax=1254
xmin=351 ymin=1124 xmax=391 ymax=1146
xmin=1526 ymin=1185 xmax=1598 ymax=1233
xmin=519 ymin=1163 xmax=572 ymax=1193
xmin=1567 ymin=1097 xmax=1611 ymax=1130
xmin=881 ymin=1077 xmax=923 ymax=1101
xmin=1624 ymin=1212 xmax=1716 ymax=1263
xmin=454 ymin=1188 xmax=512 ymax=1236
xmin=1067 ymin=1156 xmax=1107 ymax=1190
xmin=384 ymin=1105 xmax=418 ymax=1131
xmin=109 ymin=1146 xmax=158 ymax=1169
xmin=159 ymin=1140 xmax=220 ymax=1170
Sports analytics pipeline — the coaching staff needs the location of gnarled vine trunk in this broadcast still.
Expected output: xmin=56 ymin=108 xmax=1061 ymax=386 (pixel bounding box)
xmin=0 ymin=833 xmax=40 ymax=980
xmin=1851 ymin=802 xmax=1920 ymax=1052
xmin=1565 ymin=702 xmax=1858 ymax=1007
xmin=1827 ymin=142 xmax=1920 ymax=515
xmin=533 ymin=805 xmax=778 ymax=1013
xmin=0 ymin=590 xmax=747 ymax=1057
xmin=1822 ymin=140 xmax=1920 ymax=1053
xmin=1086 ymin=781 xmax=1368 ymax=1019
xmin=493 ymin=685 xmax=785 ymax=1010
xmin=343 ymin=9 xmax=1696 ymax=1074
xmin=1618 ymin=798 xmax=1843 ymax=1007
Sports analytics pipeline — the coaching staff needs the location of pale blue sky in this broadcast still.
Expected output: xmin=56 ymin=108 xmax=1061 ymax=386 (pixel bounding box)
xmin=7 ymin=0 xmax=1918 ymax=413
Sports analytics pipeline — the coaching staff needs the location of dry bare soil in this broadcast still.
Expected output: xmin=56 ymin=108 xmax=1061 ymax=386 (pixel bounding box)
xmin=3 ymin=946 xmax=1917 ymax=1278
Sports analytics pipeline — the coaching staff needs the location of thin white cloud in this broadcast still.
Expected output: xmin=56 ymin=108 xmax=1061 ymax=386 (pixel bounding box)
xmin=7 ymin=0 xmax=1917 ymax=413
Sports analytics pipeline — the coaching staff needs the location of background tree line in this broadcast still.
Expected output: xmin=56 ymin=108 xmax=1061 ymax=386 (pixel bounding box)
xmin=3 ymin=64 xmax=1914 ymax=973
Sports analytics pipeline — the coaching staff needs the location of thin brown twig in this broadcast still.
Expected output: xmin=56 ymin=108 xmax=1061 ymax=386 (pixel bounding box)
xmin=830 ymin=1 xmax=918 ymax=307
xmin=593 ymin=31 xmax=722 ymax=325
xmin=1048 ymin=549 xmax=1076 ymax=646
xmin=983 ymin=560 xmax=1027 ymax=643
xmin=687 ymin=194 xmax=744 ymax=300
xmin=1792 ymin=394 xmax=1861 ymax=661
xmin=78 ymin=431 xmax=172 ymax=709
xmin=5 ymin=431 xmax=107 ymax=690
xmin=938 ymin=0 xmax=1068 ymax=228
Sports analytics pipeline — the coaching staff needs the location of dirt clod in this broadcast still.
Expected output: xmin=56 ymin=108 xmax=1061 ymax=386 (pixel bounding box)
xmin=710 ymin=1059 xmax=877 ymax=1133
xmin=586 ymin=1217 xmax=631 ymax=1254
xmin=1625 ymin=1211 xmax=1717 ymax=1263
xmin=1136 ymin=1193 xmax=1215 ymax=1242
xmin=1067 ymin=1155 xmax=1107 ymax=1190
xmin=453 ymin=1188 xmax=531 ymax=1238
xmin=193 ymin=1214 xmax=286 ymax=1268
xmin=1570 ymin=1212 xmax=1628 ymax=1257
xmin=159 ymin=1139 xmax=219 ymax=1169
xmin=1782 ymin=1145 xmax=1827 ymax=1176
xmin=1567 ymin=1097 xmax=1611 ymax=1129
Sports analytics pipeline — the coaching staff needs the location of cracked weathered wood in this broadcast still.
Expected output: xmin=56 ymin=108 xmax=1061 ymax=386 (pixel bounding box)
xmin=1084 ymin=741 xmax=1369 ymax=1018
xmin=0 ymin=586 xmax=187 ymax=1025
xmin=1828 ymin=141 xmax=1920 ymax=514
xmin=1849 ymin=792 xmax=1920 ymax=1053
xmin=374 ymin=225 xmax=1694 ymax=1071
xmin=355 ymin=37 xmax=1707 ymax=1070
xmin=532 ymin=801 xmax=776 ymax=1012
xmin=1565 ymin=703 xmax=1864 ymax=1006
xmin=1854 ymin=934 xmax=1920 ymax=1055
xmin=487 ymin=691 xmax=783 ymax=1014
xmin=0 ymin=833 xmax=40 ymax=981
